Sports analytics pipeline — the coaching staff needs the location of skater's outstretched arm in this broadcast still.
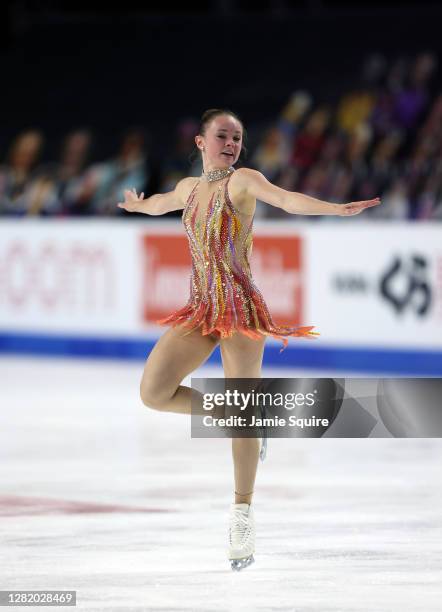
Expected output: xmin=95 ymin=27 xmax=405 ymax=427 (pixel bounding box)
xmin=234 ymin=167 xmax=381 ymax=216
xmin=117 ymin=178 xmax=192 ymax=215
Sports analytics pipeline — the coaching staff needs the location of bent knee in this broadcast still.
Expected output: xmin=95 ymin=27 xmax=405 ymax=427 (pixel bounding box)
xmin=140 ymin=381 xmax=171 ymax=411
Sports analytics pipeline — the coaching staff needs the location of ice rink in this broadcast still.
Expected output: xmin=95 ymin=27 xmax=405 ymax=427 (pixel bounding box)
xmin=1 ymin=355 xmax=441 ymax=611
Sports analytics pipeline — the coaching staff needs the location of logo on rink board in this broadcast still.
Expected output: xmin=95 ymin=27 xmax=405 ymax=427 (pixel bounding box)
xmin=141 ymin=234 xmax=305 ymax=327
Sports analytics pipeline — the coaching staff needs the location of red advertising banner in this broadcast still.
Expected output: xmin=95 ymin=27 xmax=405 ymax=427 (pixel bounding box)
xmin=141 ymin=234 xmax=303 ymax=327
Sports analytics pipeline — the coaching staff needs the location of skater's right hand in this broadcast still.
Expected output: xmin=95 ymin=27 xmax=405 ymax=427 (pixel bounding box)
xmin=117 ymin=188 xmax=145 ymax=213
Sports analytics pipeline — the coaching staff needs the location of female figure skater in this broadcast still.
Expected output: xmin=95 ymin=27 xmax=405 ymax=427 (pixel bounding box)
xmin=117 ymin=108 xmax=381 ymax=571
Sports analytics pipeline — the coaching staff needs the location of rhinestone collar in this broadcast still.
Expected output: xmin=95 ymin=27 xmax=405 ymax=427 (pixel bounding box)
xmin=200 ymin=166 xmax=235 ymax=182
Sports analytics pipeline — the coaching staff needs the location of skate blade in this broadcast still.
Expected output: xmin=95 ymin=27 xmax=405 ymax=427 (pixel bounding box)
xmin=230 ymin=554 xmax=255 ymax=571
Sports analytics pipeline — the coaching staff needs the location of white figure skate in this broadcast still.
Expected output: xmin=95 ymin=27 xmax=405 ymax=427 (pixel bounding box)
xmin=228 ymin=503 xmax=255 ymax=571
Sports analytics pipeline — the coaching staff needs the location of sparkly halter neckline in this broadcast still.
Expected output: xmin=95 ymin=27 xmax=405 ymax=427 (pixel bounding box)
xmin=200 ymin=166 xmax=235 ymax=182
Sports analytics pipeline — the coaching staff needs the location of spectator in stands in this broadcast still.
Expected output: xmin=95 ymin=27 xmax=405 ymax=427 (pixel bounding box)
xmin=402 ymin=136 xmax=434 ymax=218
xmin=76 ymin=128 xmax=149 ymax=216
xmin=250 ymin=124 xmax=291 ymax=183
xmin=417 ymin=92 xmax=442 ymax=145
xmin=301 ymin=161 xmax=337 ymax=202
xmin=289 ymin=106 xmax=331 ymax=182
xmin=413 ymin=171 xmax=442 ymax=220
xmin=336 ymin=52 xmax=384 ymax=136
xmin=277 ymin=91 xmax=312 ymax=142
xmin=370 ymin=55 xmax=408 ymax=139
xmin=354 ymin=129 xmax=403 ymax=209
xmin=24 ymin=129 xmax=93 ymax=216
xmin=0 ymin=129 xmax=45 ymax=215
xmin=249 ymin=92 xmax=312 ymax=219
xmin=0 ymin=50 xmax=439 ymax=222
xmin=321 ymin=124 xmax=371 ymax=206
xmin=371 ymin=177 xmax=409 ymax=220
xmin=393 ymin=52 xmax=436 ymax=139
xmin=159 ymin=118 xmax=201 ymax=193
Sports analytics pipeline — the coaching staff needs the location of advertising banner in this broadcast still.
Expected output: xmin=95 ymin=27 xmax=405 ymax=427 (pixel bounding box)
xmin=306 ymin=223 xmax=442 ymax=349
xmin=0 ymin=219 xmax=441 ymax=372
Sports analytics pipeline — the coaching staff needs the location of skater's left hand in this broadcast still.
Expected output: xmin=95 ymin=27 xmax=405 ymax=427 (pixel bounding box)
xmin=338 ymin=197 xmax=381 ymax=216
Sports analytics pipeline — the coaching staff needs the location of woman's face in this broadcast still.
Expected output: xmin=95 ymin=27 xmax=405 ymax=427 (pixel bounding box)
xmin=196 ymin=114 xmax=243 ymax=169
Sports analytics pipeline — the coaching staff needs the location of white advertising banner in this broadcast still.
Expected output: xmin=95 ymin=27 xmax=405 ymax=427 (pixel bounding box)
xmin=305 ymin=223 xmax=442 ymax=349
xmin=0 ymin=219 xmax=441 ymax=352
xmin=0 ymin=219 xmax=143 ymax=336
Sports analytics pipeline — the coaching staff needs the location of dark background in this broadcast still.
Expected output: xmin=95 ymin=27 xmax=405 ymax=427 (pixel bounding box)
xmin=1 ymin=0 xmax=441 ymax=169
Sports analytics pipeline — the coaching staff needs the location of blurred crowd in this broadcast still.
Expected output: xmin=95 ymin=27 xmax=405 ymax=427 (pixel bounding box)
xmin=0 ymin=51 xmax=441 ymax=221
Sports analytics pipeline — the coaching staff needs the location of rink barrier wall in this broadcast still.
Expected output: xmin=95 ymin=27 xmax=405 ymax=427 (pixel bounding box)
xmin=0 ymin=332 xmax=441 ymax=375
xmin=0 ymin=218 xmax=441 ymax=375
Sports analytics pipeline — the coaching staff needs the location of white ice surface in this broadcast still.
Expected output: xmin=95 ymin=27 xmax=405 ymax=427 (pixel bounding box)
xmin=0 ymin=356 xmax=441 ymax=611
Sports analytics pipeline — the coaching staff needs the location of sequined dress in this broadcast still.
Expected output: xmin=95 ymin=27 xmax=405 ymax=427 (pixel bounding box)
xmin=156 ymin=168 xmax=319 ymax=352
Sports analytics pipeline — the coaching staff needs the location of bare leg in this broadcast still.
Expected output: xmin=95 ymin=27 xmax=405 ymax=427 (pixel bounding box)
xmin=140 ymin=324 xmax=219 ymax=414
xmin=220 ymin=332 xmax=266 ymax=505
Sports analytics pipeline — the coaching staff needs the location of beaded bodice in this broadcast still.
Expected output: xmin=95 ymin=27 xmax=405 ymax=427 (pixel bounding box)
xmin=182 ymin=173 xmax=255 ymax=313
xmin=156 ymin=169 xmax=318 ymax=352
